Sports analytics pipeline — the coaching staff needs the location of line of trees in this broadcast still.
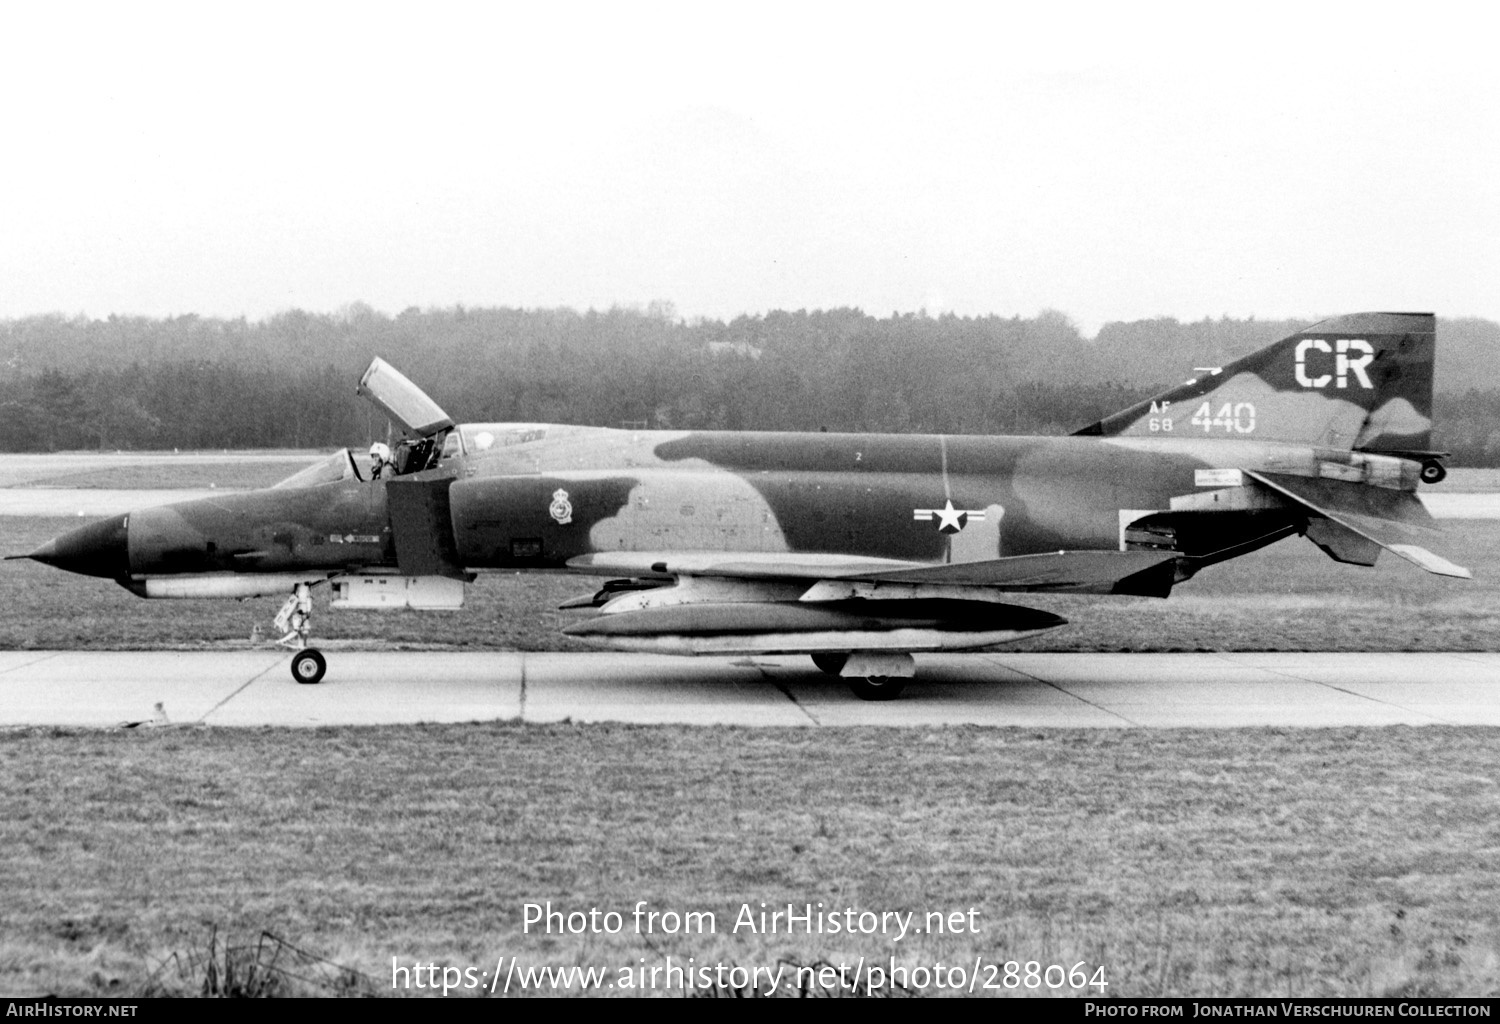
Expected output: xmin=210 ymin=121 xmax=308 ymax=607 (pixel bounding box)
xmin=2 ymin=306 xmax=1497 ymax=462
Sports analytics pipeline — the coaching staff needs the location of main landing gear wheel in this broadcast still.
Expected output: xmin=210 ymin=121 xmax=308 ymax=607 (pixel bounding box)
xmin=811 ymin=653 xmax=849 ymax=676
xmin=848 ymin=676 xmax=906 ymax=701
xmin=291 ymin=648 xmax=327 ymax=685
xmin=1420 ymin=459 xmax=1447 ymax=485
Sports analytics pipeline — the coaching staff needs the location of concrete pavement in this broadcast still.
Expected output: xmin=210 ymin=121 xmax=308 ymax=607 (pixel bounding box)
xmin=2 ymin=650 xmax=1498 ymax=728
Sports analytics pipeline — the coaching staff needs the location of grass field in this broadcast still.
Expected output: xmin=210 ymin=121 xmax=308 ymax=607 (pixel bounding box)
xmin=1 ymin=724 xmax=1497 ymax=997
xmin=3 ymin=453 xmax=1498 ymax=998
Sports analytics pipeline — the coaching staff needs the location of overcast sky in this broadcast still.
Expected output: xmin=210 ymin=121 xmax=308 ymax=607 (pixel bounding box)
xmin=2 ymin=2 xmax=1496 ymax=335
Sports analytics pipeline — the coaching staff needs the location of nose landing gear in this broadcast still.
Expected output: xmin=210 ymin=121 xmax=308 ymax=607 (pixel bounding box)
xmin=274 ymin=582 xmax=327 ymax=684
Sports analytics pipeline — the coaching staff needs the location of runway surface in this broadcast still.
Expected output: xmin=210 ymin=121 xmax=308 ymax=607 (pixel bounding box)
xmin=3 ymin=650 xmax=1499 ymax=728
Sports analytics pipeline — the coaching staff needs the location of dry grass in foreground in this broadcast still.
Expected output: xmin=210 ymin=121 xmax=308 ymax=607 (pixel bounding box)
xmin=1 ymin=723 xmax=1497 ymax=997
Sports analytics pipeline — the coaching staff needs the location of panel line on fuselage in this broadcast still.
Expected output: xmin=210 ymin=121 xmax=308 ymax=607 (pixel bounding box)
xmin=939 ymin=434 xmax=952 ymax=501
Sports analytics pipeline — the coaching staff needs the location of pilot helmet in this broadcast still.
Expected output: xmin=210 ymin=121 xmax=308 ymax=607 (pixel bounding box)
xmin=369 ymin=442 xmax=392 ymax=462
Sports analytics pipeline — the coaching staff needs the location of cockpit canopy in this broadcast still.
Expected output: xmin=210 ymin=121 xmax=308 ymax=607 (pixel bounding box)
xmin=272 ymin=449 xmax=363 ymax=489
xmin=272 ymin=360 xmax=556 ymax=488
xmin=442 ymin=423 xmax=550 ymax=460
xmin=357 ymin=358 xmax=455 ymax=439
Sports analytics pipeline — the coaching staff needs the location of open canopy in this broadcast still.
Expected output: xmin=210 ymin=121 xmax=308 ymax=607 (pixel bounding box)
xmin=357 ymin=358 xmax=455 ymax=439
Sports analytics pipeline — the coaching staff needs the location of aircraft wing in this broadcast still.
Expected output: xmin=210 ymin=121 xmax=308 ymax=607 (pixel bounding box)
xmin=567 ymin=551 xmax=927 ymax=578
xmin=567 ymin=549 xmax=1177 ymax=595
xmin=841 ymin=549 xmax=1177 ymax=595
xmin=1245 ymin=470 xmax=1471 ymax=579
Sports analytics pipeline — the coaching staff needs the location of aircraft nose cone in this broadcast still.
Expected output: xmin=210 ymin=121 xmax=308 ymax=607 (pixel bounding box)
xmin=24 ymin=514 xmax=130 ymax=578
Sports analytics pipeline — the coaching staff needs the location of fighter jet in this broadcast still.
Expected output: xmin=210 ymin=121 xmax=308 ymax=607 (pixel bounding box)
xmin=13 ymin=312 xmax=1467 ymax=698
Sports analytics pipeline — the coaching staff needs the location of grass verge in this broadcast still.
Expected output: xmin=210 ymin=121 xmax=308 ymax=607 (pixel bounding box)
xmin=1 ymin=723 xmax=1497 ymax=997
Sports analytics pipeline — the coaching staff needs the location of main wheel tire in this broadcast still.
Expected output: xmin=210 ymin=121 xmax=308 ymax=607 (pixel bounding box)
xmin=848 ymin=676 xmax=906 ymax=701
xmin=1420 ymin=460 xmax=1447 ymax=485
xmin=291 ymin=648 xmax=327 ymax=685
xmin=811 ymin=653 xmax=849 ymax=676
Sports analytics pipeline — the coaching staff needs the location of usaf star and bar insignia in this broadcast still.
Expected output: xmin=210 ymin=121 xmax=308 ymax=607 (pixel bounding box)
xmin=913 ymin=499 xmax=987 ymax=534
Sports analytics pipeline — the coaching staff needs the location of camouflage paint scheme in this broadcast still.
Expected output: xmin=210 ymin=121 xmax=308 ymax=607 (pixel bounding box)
xmin=16 ymin=312 xmax=1469 ymax=696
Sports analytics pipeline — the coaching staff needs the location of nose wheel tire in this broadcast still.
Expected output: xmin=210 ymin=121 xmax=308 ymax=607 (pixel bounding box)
xmin=1420 ymin=460 xmax=1447 ymax=485
xmin=291 ymin=648 xmax=327 ymax=685
xmin=848 ymin=676 xmax=906 ymax=701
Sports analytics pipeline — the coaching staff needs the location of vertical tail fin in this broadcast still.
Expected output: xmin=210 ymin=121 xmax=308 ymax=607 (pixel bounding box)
xmin=1075 ymin=312 xmax=1435 ymax=452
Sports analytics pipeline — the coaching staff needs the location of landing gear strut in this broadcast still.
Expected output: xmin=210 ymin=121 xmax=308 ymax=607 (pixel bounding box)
xmin=274 ymin=583 xmax=327 ymax=684
xmin=811 ymin=653 xmax=849 ymax=676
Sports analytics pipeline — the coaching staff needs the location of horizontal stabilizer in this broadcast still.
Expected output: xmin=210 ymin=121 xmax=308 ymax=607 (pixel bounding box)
xmin=1246 ymin=471 xmax=1471 ymax=579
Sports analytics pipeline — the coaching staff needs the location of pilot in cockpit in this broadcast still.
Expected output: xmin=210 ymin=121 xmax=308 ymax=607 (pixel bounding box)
xmin=368 ymin=442 xmax=394 ymax=480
